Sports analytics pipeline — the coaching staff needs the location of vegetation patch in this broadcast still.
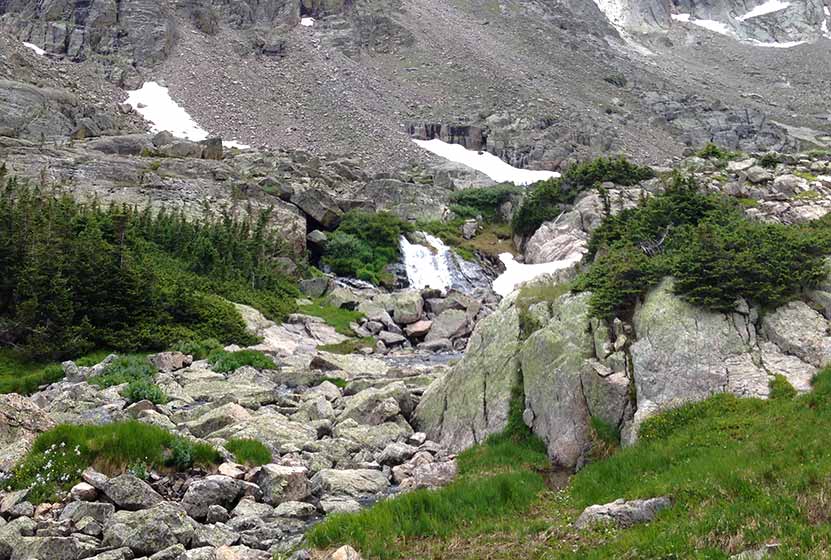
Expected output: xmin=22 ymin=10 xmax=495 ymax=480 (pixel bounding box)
xmin=696 ymin=143 xmax=741 ymax=161
xmin=122 ymin=379 xmax=168 ymax=404
xmin=172 ymin=337 xmax=223 ymax=360
xmin=89 ymin=354 xmax=155 ymax=388
xmin=448 ymin=184 xmax=519 ymax=222
xmin=575 ymin=173 xmax=827 ymax=320
xmin=317 ymin=337 xmax=376 ymax=355
xmin=225 ymin=438 xmax=272 ymax=466
xmin=207 ymin=349 xmax=275 ymax=373
xmin=322 ymin=211 xmax=413 ymax=285
xmin=298 ymin=301 xmax=364 ymax=336
xmin=0 ymin=177 xmax=296 ymax=361
xmin=512 ymin=157 xmax=654 ymax=237
xmin=10 ymin=421 xmax=220 ymax=503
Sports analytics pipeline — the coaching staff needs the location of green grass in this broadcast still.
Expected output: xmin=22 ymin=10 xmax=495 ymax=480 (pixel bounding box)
xmin=172 ymin=337 xmax=223 ymax=360
xmin=298 ymin=301 xmax=364 ymax=336
xmin=0 ymin=348 xmax=113 ymax=395
xmin=122 ymin=379 xmax=168 ymax=404
xmin=317 ymin=337 xmax=376 ymax=355
xmin=320 ymin=377 xmax=348 ymax=389
xmin=794 ymin=189 xmax=821 ymax=201
xmin=225 ymin=438 xmax=272 ymax=466
xmin=10 ymin=421 xmax=220 ymax=503
xmin=312 ymin=368 xmax=831 ymax=559
xmin=207 ymin=349 xmax=275 ymax=372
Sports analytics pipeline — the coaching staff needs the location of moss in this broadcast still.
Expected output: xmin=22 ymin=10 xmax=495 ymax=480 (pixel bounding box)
xmin=317 ymin=337 xmax=376 ymax=355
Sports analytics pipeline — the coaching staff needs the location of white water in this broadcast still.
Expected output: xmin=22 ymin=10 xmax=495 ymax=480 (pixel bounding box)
xmin=400 ymin=234 xmax=455 ymax=292
xmin=125 ymin=81 xmax=251 ymax=148
xmin=412 ymin=139 xmax=560 ymax=186
xmin=492 ymin=253 xmax=582 ymax=297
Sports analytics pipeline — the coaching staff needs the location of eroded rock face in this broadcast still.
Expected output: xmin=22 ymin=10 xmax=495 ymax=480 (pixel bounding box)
xmin=0 ymin=394 xmax=56 ymax=472
xmin=414 ymin=294 xmax=522 ymax=451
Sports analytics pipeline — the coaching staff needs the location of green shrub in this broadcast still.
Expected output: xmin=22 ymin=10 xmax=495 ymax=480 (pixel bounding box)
xmin=512 ymin=157 xmax=654 ymax=237
xmin=208 ymin=349 xmax=275 ymax=373
xmin=696 ymin=143 xmax=738 ymax=161
xmin=225 ymin=438 xmax=272 ymax=466
xmin=10 ymin=421 xmax=220 ymax=503
xmin=576 ymin=173 xmax=827 ymax=320
xmin=759 ymin=152 xmax=781 ymax=168
xmin=322 ymin=211 xmax=413 ymax=285
xmin=122 ymin=379 xmax=168 ymax=404
xmin=448 ymin=184 xmax=519 ymax=222
xmin=172 ymin=338 xmax=223 ymax=360
xmin=89 ymin=354 xmax=155 ymax=388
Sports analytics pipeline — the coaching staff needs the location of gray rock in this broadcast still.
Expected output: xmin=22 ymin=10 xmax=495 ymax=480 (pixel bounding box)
xmin=181 ymin=475 xmax=245 ymax=520
xmin=744 ymin=166 xmax=773 ymax=184
xmin=761 ymin=301 xmax=831 ymax=368
xmin=290 ymin=188 xmax=343 ymax=229
xmin=0 ymin=394 xmax=56 ymax=472
xmin=103 ymin=501 xmax=198 ymax=556
xmin=311 ymin=469 xmax=389 ymax=498
xmin=391 ymin=291 xmax=424 ymax=325
xmin=574 ymin=497 xmax=671 ymax=529
xmin=252 ymin=465 xmax=310 ymax=505
xmin=150 ymin=544 xmax=187 ymax=560
xmin=149 ymin=352 xmax=192 ymax=373
xmin=425 ymin=309 xmax=470 ymax=342
xmin=274 ymin=501 xmax=317 ymax=518
xmin=60 ymin=501 xmax=116 ymax=525
xmin=101 ymin=474 xmax=164 ymax=511
xmin=299 ymin=277 xmax=330 ymax=298
xmin=377 ymin=442 xmax=418 ymax=466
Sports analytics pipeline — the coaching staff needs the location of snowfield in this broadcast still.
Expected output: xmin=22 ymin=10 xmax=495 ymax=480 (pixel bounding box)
xmin=737 ymin=0 xmax=791 ymax=21
xmin=492 ymin=253 xmax=582 ymax=297
xmin=413 ymin=139 xmax=560 ymax=186
xmin=126 ymin=81 xmax=250 ymax=148
xmin=22 ymin=42 xmax=45 ymax=56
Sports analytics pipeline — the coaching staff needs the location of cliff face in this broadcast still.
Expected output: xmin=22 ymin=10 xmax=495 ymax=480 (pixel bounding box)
xmin=415 ymin=277 xmax=828 ymax=469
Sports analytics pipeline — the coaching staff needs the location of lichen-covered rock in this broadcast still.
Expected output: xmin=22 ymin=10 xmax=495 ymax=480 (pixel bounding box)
xmin=414 ymin=294 xmax=521 ymax=451
xmin=761 ymin=301 xmax=831 ymax=368
xmin=574 ymin=496 xmax=671 ymax=529
xmin=0 ymin=393 xmax=56 ymax=471
xmin=310 ymin=469 xmax=389 ymax=498
xmin=181 ymin=475 xmax=245 ymax=520
xmin=630 ymin=279 xmax=770 ymax=437
xmin=252 ymin=465 xmax=310 ymax=506
xmin=103 ymin=501 xmax=198 ymax=556
xmin=520 ymin=292 xmax=594 ymax=469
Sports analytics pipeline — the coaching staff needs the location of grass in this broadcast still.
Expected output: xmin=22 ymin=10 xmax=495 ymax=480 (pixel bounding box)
xmin=225 ymin=438 xmax=272 ymax=466
xmin=10 ymin=421 xmax=220 ymax=503
xmin=122 ymin=379 xmax=168 ymax=404
xmin=172 ymin=337 xmax=223 ymax=360
xmin=0 ymin=348 xmax=113 ymax=395
xmin=207 ymin=349 xmax=275 ymax=372
xmin=298 ymin=301 xmax=365 ymax=336
xmin=317 ymin=337 xmax=376 ymax=355
xmin=794 ymin=170 xmax=819 ymax=182
xmin=309 ymin=368 xmax=831 ymax=559
xmin=794 ymin=189 xmax=821 ymax=201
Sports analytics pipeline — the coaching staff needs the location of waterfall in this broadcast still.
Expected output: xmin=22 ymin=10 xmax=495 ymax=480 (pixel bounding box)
xmin=399 ymin=233 xmax=491 ymax=293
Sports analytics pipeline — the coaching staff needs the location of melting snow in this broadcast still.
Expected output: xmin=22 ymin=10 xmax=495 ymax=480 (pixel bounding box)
xmin=492 ymin=253 xmax=582 ymax=297
xmin=22 ymin=42 xmax=46 ymax=56
xmin=590 ymin=0 xmax=654 ymax=55
xmin=125 ymin=81 xmax=250 ymax=148
xmin=689 ymin=18 xmax=734 ymax=35
xmin=301 ymin=17 xmax=316 ymax=27
xmin=413 ymin=139 xmax=560 ymax=186
xmin=672 ymin=12 xmax=805 ymax=47
xmin=737 ymin=0 xmax=791 ymax=21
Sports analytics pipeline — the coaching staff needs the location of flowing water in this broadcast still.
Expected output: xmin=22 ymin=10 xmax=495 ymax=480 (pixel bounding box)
xmin=399 ymin=233 xmax=491 ymax=294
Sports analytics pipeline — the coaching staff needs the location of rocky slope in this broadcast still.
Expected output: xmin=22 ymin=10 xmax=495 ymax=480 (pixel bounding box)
xmin=2 ymin=0 xmax=830 ymax=173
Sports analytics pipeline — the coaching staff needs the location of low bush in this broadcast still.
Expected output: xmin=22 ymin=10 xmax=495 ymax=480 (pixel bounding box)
xmin=448 ymin=184 xmax=519 ymax=222
xmin=317 ymin=337 xmax=376 ymax=355
xmin=225 ymin=438 xmax=272 ymax=466
xmin=10 ymin=421 xmax=220 ymax=503
xmin=172 ymin=337 xmax=223 ymax=360
xmin=322 ymin=211 xmax=413 ymax=285
xmin=512 ymin=157 xmax=654 ymax=237
xmin=576 ymin=173 xmax=827 ymax=319
xmin=89 ymin=354 xmax=155 ymax=388
xmin=122 ymin=379 xmax=168 ymax=404
xmin=208 ymin=349 xmax=275 ymax=373
xmin=696 ymin=142 xmax=739 ymax=161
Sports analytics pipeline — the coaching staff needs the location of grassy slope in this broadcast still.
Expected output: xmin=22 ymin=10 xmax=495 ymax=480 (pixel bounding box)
xmin=309 ymin=371 xmax=831 ymax=559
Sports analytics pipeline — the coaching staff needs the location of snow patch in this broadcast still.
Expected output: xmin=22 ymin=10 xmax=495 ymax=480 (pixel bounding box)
xmin=22 ymin=42 xmax=45 ymax=56
xmin=412 ymin=139 xmax=560 ymax=186
xmin=301 ymin=17 xmax=316 ymax=27
xmin=591 ymin=0 xmax=654 ymax=55
xmin=746 ymin=38 xmax=807 ymax=48
xmin=689 ymin=18 xmax=734 ymax=36
xmin=492 ymin=253 xmax=582 ymax=297
xmin=671 ymin=13 xmax=691 ymax=22
xmin=737 ymin=0 xmax=791 ymax=21
xmin=125 ymin=81 xmax=250 ymax=149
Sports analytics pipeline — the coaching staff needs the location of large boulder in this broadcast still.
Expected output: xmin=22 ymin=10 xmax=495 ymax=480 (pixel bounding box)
xmin=181 ymin=475 xmax=245 ymax=520
xmin=524 ymin=209 xmax=589 ymax=264
xmin=339 ymin=382 xmax=414 ymax=424
xmin=629 ymin=279 xmax=770 ymax=437
xmin=252 ymin=464 xmax=311 ymax=505
xmin=391 ymin=291 xmax=424 ymax=325
xmin=310 ymin=469 xmax=389 ymax=498
xmin=574 ymin=497 xmax=671 ymax=529
xmin=98 ymin=474 xmax=164 ymax=511
xmin=0 ymin=394 xmax=56 ymax=471
xmin=103 ymin=501 xmax=198 ymax=556
xmin=425 ymin=309 xmax=471 ymax=342
xmin=290 ymin=188 xmax=343 ymax=229
xmin=521 ymin=292 xmax=595 ymax=469
xmin=414 ymin=294 xmax=522 ymax=451
xmin=760 ymin=301 xmax=831 ymax=368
